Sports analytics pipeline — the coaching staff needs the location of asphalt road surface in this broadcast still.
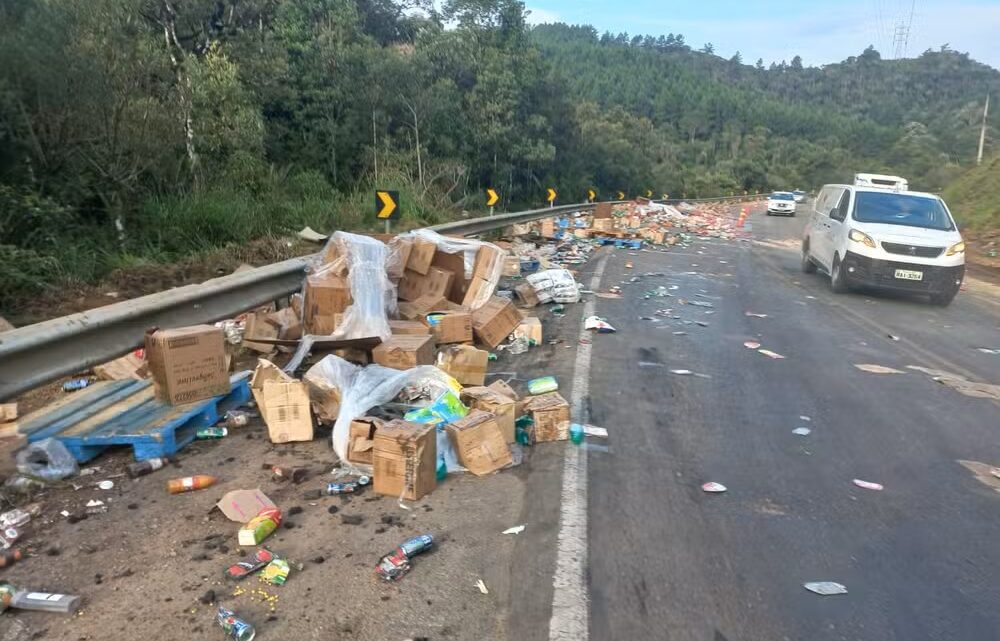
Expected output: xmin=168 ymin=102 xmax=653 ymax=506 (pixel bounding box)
xmin=528 ymin=204 xmax=1000 ymax=641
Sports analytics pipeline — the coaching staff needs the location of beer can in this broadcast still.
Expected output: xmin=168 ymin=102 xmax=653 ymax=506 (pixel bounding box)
xmin=326 ymin=482 xmax=357 ymax=495
xmin=196 ymin=427 xmax=228 ymax=439
xmin=216 ymin=607 xmax=256 ymax=641
xmin=398 ymin=534 xmax=434 ymax=557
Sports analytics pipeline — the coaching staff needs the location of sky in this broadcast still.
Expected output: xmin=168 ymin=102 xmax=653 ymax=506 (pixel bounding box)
xmin=522 ymin=0 xmax=1000 ymax=69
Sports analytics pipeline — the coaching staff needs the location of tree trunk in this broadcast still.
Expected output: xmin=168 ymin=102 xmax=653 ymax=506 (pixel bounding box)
xmin=161 ymin=0 xmax=199 ymax=188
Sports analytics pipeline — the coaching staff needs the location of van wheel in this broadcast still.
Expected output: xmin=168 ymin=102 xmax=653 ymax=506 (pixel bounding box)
xmin=801 ymin=242 xmax=817 ymax=273
xmin=929 ymin=289 xmax=957 ymax=306
xmin=830 ymin=255 xmax=849 ymax=293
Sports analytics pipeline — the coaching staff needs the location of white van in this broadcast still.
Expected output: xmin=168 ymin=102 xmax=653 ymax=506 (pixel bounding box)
xmin=801 ymin=184 xmax=965 ymax=305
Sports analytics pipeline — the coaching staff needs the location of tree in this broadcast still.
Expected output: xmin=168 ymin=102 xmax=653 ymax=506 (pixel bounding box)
xmin=729 ymin=51 xmax=742 ymax=65
xmin=755 ymin=58 xmax=765 ymax=70
xmin=701 ymin=42 xmax=714 ymax=55
xmin=790 ymin=55 xmax=803 ymax=70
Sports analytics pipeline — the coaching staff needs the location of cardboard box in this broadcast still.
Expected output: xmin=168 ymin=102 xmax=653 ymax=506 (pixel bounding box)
xmin=573 ymin=228 xmax=590 ymax=239
xmin=593 ymin=202 xmax=613 ymax=219
xmin=432 ymin=250 xmax=469 ymax=304
xmin=447 ymin=409 xmax=512 ymax=475
xmin=407 ymin=238 xmax=437 ymax=275
xmin=471 ymin=296 xmax=523 ymax=348
xmin=398 ymin=267 xmax=455 ymax=302
xmin=94 ymin=353 xmax=148 ymax=381
xmin=514 ymin=283 xmax=540 ymax=308
xmin=540 ymin=219 xmax=555 ymax=237
xmin=389 ymin=320 xmax=431 ymax=335
xmin=348 ymin=417 xmax=384 ymax=466
xmin=302 ymin=361 xmax=342 ymax=423
xmin=436 ymin=344 xmax=489 ymax=386
xmin=514 ymin=317 xmax=543 ymax=344
xmin=592 ymin=218 xmax=613 ymax=232
xmin=398 ymin=294 xmax=450 ymax=321
xmin=145 ymin=326 xmax=229 ymax=405
xmin=304 ymin=273 xmax=351 ymax=334
xmin=373 ymin=420 xmax=436 ymax=501
xmin=0 ymin=404 xmax=16 ymax=423
xmin=460 ymin=387 xmax=516 ymax=442
xmin=426 ymin=311 xmax=472 ymax=344
xmin=523 ymin=392 xmax=570 ymax=442
xmin=243 ymin=311 xmax=279 ymax=353
xmin=386 ymin=237 xmax=413 ymax=281
xmin=503 ymin=256 xmax=521 ymax=277
xmin=461 ymin=244 xmax=505 ymax=307
xmin=252 ymin=360 xmax=314 ymax=442
xmin=373 ymin=334 xmax=436 ymax=370
xmin=487 ymin=379 xmax=518 ymax=400
xmin=267 ymin=307 xmax=302 ymax=342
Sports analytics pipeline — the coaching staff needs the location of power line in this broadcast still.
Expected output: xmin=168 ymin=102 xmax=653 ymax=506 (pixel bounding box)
xmin=892 ymin=0 xmax=916 ymax=59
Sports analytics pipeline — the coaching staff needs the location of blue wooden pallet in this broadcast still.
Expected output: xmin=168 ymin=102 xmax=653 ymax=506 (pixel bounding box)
xmin=19 ymin=373 xmax=251 ymax=462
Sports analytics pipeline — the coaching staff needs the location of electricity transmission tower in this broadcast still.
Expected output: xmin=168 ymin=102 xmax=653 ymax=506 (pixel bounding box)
xmin=892 ymin=0 xmax=916 ymax=59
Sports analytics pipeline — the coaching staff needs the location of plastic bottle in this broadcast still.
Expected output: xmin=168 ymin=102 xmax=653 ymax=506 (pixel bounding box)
xmin=0 ymin=550 xmax=23 ymax=568
xmin=167 ymin=475 xmax=217 ymax=494
xmin=127 ymin=457 xmax=170 ymax=479
xmin=0 ymin=584 xmax=80 ymax=613
xmin=0 ymin=527 xmax=20 ymax=550
xmin=15 ymin=438 xmax=79 ymax=481
xmin=196 ymin=427 xmax=228 ymax=439
xmin=224 ymin=411 xmax=250 ymax=428
xmin=569 ymin=423 xmax=584 ymax=445
xmin=436 ymin=457 xmax=447 ymax=481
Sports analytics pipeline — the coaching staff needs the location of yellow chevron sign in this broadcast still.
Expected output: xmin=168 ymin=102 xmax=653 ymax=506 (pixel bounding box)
xmin=617 ymin=191 xmax=625 ymax=200
xmin=375 ymin=190 xmax=398 ymax=219
xmin=646 ymin=190 xmax=653 ymax=198
xmin=486 ymin=188 xmax=499 ymax=207
xmin=546 ymin=188 xmax=557 ymax=203
xmin=587 ymin=189 xmax=596 ymax=202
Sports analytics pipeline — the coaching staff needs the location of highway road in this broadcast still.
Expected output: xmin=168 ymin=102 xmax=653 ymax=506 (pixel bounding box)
xmin=512 ymin=203 xmax=1000 ymax=641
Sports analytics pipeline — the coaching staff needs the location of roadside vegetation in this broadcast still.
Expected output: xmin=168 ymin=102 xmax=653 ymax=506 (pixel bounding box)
xmin=1 ymin=0 xmax=997 ymax=311
xmin=942 ymin=156 xmax=1000 ymax=231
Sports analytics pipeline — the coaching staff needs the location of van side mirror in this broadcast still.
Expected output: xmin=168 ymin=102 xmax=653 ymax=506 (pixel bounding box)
xmin=829 ymin=207 xmax=843 ymax=221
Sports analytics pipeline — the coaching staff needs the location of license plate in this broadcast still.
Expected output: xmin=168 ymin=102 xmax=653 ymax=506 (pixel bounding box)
xmin=894 ymin=269 xmax=923 ymax=281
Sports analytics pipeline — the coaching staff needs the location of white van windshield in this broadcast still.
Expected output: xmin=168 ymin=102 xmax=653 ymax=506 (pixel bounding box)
xmin=852 ymin=192 xmax=954 ymax=231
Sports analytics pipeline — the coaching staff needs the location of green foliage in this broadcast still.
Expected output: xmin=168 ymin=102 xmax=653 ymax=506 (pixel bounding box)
xmin=1 ymin=0 xmax=998 ymax=314
xmin=942 ymin=155 xmax=1000 ymax=230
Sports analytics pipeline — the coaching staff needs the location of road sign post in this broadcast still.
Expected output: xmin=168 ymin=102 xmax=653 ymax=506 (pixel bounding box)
xmin=546 ymin=188 xmax=557 ymax=208
xmin=375 ymin=189 xmax=399 ymax=233
xmin=486 ymin=188 xmax=499 ymax=216
xmin=587 ymin=189 xmax=596 ymax=203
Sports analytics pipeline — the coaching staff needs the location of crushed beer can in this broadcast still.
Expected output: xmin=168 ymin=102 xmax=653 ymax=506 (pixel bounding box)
xmin=326 ymin=482 xmax=357 ymax=495
xmin=375 ymin=534 xmax=434 ymax=582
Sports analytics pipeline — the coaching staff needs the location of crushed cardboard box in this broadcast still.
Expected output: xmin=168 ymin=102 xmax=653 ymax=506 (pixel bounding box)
xmin=460 ymin=387 xmax=516 ymax=443
xmin=217 ymin=489 xmax=276 ymax=522
xmin=348 ymin=417 xmax=384 ymax=466
xmin=523 ymin=391 xmax=571 ymax=442
xmin=252 ymin=360 xmax=314 ymax=443
xmin=373 ymin=420 xmax=437 ymax=501
xmin=514 ymin=317 xmax=542 ymax=344
xmin=426 ymin=311 xmax=473 ymax=344
xmin=437 ymin=344 xmax=489 ymax=386
xmin=471 ymin=296 xmax=523 ymax=349
xmin=145 ymin=325 xmax=229 ymax=405
xmin=94 ymin=353 xmax=148 ymax=381
xmin=447 ymin=409 xmax=512 ymax=476
xmin=373 ymin=335 xmax=436 ymax=370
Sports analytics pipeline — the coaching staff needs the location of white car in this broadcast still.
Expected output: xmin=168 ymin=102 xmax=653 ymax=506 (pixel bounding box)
xmin=766 ymin=192 xmax=797 ymax=216
xmin=792 ymin=190 xmax=806 ymax=202
xmin=801 ymin=183 xmax=965 ymax=305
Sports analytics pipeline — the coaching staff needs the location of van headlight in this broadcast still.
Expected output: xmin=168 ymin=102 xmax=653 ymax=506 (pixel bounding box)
xmin=848 ymin=228 xmax=876 ymax=249
xmin=946 ymin=241 xmax=965 ymax=256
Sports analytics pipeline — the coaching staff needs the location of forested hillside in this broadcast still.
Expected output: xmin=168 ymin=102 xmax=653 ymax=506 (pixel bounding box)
xmin=1 ymin=0 xmax=997 ymax=304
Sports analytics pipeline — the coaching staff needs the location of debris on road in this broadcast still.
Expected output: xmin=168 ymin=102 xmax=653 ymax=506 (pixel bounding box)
xmin=804 ymin=582 xmax=848 ymax=596
xmin=792 ymin=427 xmax=812 ymax=436
xmin=376 ymin=534 xmax=435 ymax=582
xmin=745 ymin=312 xmax=768 ymax=318
xmin=527 ymin=376 xmax=559 ymax=395
xmin=758 ymin=349 xmax=785 ymax=360
xmin=15 ymin=438 xmax=78 ymax=481
xmin=906 ymin=366 xmax=1000 ymax=401
xmin=584 ymin=316 xmax=616 ymax=333
xmin=853 ymin=479 xmax=884 ymax=491
xmin=502 ymin=525 xmax=526 ymax=535
xmin=216 ymin=606 xmax=256 ymax=640
xmin=238 ymin=507 xmax=282 ymax=546
xmin=475 ymin=579 xmax=489 ymax=594
xmin=701 ymin=482 xmax=727 ymax=493
xmin=854 ymin=364 xmax=905 ymax=374
xmin=0 ymin=584 xmax=81 ymax=613
xmin=226 ymin=548 xmax=275 ymax=581
xmin=167 ymin=475 xmax=217 ymax=494
xmin=743 ymin=341 xmax=761 ymax=349
xmin=669 ymin=369 xmax=694 ymax=376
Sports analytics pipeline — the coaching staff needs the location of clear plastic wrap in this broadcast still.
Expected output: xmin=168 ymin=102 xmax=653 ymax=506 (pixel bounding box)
xmin=309 ymin=231 xmax=396 ymax=340
xmin=527 ymin=268 xmax=581 ymax=304
xmin=16 ymin=438 xmax=79 ymax=481
xmin=399 ymin=229 xmax=505 ymax=310
xmin=304 ymin=355 xmax=460 ymax=464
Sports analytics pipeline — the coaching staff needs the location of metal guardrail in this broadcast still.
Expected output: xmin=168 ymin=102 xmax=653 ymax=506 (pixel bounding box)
xmin=0 ymin=201 xmax=597 ymax=400
xmin=0 ymin=196 xmax=761 ymax=400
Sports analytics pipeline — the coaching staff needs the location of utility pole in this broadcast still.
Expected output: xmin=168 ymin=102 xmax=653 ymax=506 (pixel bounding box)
xmin=977 ymin=93 xmax=990 ymax=165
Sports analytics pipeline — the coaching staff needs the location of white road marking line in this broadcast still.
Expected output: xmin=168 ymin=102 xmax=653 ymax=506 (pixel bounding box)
xmin=548 ymin=250 xmax=610 ymax=641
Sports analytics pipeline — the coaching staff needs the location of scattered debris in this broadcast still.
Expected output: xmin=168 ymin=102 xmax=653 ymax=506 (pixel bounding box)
xmin=758 ymin=349 xmax=785 ymax=359
xmin=502 ymin=525 xmax=526 ymax=535
xmin=669 ymin=369 xmax=694 ymax=376
xmin=906 ymin=366 xmax=1000 ymax=401
xmin=804 ymin=582 xmax=848 ymax=596
xmin=745 ymin=312 xmax=768 ymax=318
xmin=743 ymin=341 xmax=761 ymax=349
xmin=792 ymin=427 xmax=811 ymax=436
xmin=887 ymin=334 xmax=900 ymax=341
xmin=475 ymin=579 xmax=489 ymax=594
xmin=853 ymin=479 xmax=884 ymax=491
xmin=854 ymin=364 xmax=905 ymax=374
xmin=584 ymin=316 xmax=616 ymax=333
xmin=216 ymin=606 xmax=256 ymax=640
xmin=376 ymin=534 xmax=434 ymax=582
xmin=701 ymin=482 xmax=727 ymax=493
